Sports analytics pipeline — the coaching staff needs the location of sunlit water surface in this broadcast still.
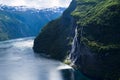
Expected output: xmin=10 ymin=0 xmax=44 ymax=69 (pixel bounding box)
xmin=0 ymin=37 xmax=71 ymax=80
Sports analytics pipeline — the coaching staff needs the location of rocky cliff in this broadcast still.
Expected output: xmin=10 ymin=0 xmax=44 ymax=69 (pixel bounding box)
xmin=33 ymin=0 xmax=120 ymax=79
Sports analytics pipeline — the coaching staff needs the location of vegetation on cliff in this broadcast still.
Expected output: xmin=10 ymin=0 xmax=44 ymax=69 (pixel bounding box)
xmin=73 ymin=0 xmax=120 ymax=53
xmin=71 ymin=1 xmax=120 ymax=79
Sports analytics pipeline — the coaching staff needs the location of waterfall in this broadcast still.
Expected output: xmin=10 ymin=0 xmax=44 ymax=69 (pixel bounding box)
xmin=69 ymin=26 xmax=80 ymax=65
xmin=68 ymin=25 xmax=84 ymax=65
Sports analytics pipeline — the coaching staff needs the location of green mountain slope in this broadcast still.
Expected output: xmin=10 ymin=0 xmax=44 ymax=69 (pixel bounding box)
xmin=33 ymin=0 xmax=120 ymax=79
xmin=0 ymin=6 xmax=65 ymax=41
xmin=0 ymin=10 xmax=29 ymax=40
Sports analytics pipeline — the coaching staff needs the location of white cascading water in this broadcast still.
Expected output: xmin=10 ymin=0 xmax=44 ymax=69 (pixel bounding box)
xmin=69 ymin=26 xmax=79 ymax=65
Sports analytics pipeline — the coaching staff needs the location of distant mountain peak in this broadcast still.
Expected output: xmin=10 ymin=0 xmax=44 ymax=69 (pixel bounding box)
xmin=0 ymin=5 xmax=66 ymax=12
xmin=0 ymin=4 xmax=66 ymax=41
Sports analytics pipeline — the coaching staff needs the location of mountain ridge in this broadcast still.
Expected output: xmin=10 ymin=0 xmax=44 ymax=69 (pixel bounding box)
xmin=0 ymin=5 xmax=65 ymax=41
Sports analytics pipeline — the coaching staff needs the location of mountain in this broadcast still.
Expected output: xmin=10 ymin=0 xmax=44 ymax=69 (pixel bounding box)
xmin=33 ymin=0 xmax=120 ymax=79
xmin=0 ymin=5 xmax=66 ymax=41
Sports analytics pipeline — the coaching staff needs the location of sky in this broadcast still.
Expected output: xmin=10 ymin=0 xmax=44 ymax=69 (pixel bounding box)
xmin=0 ymin=0 xmax=72 ymax=9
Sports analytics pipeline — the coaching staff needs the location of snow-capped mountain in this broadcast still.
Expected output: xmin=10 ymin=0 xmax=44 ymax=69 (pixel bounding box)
xmin=0 ymin=5 xmax=65 ymax=13
xmin=0 ymin=5 xmax=66 ymax=41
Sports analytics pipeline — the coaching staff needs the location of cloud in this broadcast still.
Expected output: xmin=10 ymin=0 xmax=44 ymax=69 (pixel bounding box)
xmin=0 ymin=0 xmax=72 ymax=9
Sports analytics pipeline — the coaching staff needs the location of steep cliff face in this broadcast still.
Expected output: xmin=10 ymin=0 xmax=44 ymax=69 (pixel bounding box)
xmin=72 ymin=0 xmax=120 ymax=79
xmin=33 ymin=0 xmax=120 ymax=79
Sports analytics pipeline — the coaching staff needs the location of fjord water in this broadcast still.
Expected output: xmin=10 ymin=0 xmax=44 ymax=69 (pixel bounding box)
xmin=0 ymin=37 xmax=73 ymax=80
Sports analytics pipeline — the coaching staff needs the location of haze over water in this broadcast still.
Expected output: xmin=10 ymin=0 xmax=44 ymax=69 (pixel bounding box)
xmin=0 ymin=37 xmax=71 ymax=80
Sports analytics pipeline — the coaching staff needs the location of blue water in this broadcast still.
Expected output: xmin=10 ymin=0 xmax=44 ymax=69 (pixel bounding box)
xmin=0 ymin=37 xmax=73 ymax=80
